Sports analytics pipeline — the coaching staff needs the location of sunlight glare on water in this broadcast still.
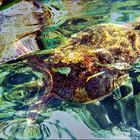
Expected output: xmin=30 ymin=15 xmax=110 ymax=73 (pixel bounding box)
xmin=0 ymin=0 xmax=140 ymax=139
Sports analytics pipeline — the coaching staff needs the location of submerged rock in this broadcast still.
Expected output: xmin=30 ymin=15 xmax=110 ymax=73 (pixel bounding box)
xmin=0 ymin=0 xmax=52 ymax=64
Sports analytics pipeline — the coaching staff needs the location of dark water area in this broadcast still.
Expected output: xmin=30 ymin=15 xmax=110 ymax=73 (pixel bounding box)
xmin=0 ymin=0 xmax=140 ymax=139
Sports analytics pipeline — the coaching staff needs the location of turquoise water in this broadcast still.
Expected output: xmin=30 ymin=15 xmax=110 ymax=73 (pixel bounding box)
xmin=0 ymin=0 xmax=140 ymax=139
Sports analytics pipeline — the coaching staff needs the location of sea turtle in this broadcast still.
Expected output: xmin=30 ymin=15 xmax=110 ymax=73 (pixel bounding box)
xmin=1 ymin=23 xmax=139 ymax=122
xmin=42 ymin=23 xmax=140 ymax=99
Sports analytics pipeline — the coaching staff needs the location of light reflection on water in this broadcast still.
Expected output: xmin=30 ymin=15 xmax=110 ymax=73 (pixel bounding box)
xmin=0 ymin=0 xmax=140 ymax=139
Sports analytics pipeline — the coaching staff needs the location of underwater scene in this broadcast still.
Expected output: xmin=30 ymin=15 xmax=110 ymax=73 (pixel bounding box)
xmin=1 ymin=0 xmax=140 ymax=139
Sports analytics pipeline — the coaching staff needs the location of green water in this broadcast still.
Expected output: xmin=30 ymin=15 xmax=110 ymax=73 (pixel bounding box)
xmin=39 ymin=0 xmax=140 ymax=50
xmin=0 ymin=0 xmax=140 ymax=139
